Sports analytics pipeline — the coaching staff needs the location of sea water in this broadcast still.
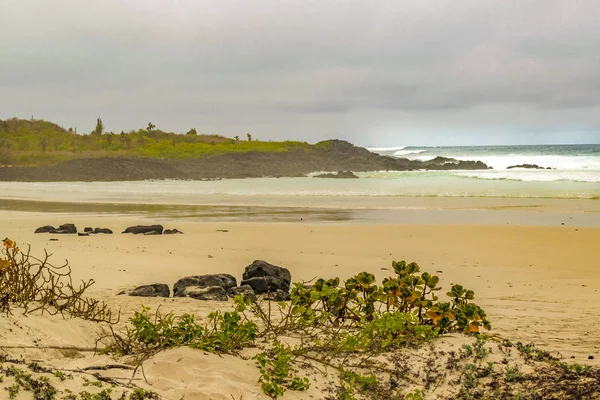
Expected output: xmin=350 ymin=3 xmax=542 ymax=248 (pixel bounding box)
xmin=0 ymin=144 xmax=598 ymax=204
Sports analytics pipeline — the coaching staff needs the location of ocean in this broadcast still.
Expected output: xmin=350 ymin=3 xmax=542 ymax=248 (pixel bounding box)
xmin=0 ymin=144 xmax=599 ymax=204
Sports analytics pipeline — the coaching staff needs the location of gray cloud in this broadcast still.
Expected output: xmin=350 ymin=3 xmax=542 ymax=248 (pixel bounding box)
xmin=1 ymin=0 xmax=600 ymax=145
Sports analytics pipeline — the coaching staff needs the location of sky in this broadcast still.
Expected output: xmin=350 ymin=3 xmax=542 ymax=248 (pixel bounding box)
xmin=1 ymin=0 xmax=600 ymax=146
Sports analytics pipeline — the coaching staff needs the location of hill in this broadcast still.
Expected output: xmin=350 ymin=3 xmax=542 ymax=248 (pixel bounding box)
xmin=0 ymin=118 xmax=489 ymax=181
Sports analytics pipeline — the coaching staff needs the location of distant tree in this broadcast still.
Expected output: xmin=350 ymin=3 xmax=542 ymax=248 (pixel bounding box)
xmin=106 ymin=133 xmax=114 ymax=147
xmin=147 ymin=122 xmax=155 ymax=132
xmin=52 ymin=135 xmax=63 ymax=151
xmin=137 ymin=135 xmax=148 ymax=147
xmin=39 ymin=136 xmax=49 ymax=152
xmin=94 ymin=118 xmax=104 ymax=136
xmin=246 ymin=133 xmax=252 ymax=142
xmin=119 ymin=132 xmax=127 ymax=148
xmin=186 ymin=128 xmax=197 ymax=135
xmin=68 ymin=127 xmax=73 ymax=133
xmin=234 ymin=135 xmax=239 ymax=141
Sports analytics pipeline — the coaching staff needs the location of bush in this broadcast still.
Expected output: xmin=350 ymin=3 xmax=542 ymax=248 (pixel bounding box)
xmin=0 ymin=238 xmax=118 ymax=323
xmin=102 ymin=306 xmax=256 ymax=357
xmin=257 ymin=260 xmax=490 ymax=338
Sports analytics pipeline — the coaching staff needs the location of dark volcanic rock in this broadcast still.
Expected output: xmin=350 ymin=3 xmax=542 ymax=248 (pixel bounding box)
xmin=122 ymin=225 xmax=163 ymax=235
xmin=423 ymin=157 xmax=490 ymax=170
xmin=51 ymin=224 xmax=77 ymax=234
xmin=84 ymin=227 xmax=94 ymax=233
xmin=507 ymin=164 xmax=550 ymax=170
xmin=78 ymin=232 xmax=89 ymax=237
xmin=227 ymin=284 xmax=257 ymax=301
xmin=183 ymin=286 xmax=228 ymax=301
xmin=313 ymin=170 xmax=358 ymax=179
xmin=94 ymin=228 xmax=113 ymax=234
xmin=173 ymin=274 xmax=237 ymax=297
xmin=265 ymin=289 xmax=291 ymax=302
xmin=35 ymin=225 xmax=55 ymax=233
xmin=163 ymin=228 xmax=183 ymax=234
xmin=241 ymin=260 xmax=291 ymax=295
xmin=128 ymin=284 xmax=170 ymax=298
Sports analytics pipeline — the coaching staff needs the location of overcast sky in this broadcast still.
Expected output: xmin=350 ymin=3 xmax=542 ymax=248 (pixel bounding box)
xmin=2 ymin=0 xmax=600 ymax=146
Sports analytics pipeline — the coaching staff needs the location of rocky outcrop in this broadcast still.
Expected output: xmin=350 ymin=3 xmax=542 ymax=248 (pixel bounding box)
xmin=313 ymin=171 xmax=358 ymax=179
xmin=163 ymin=229 xmax=183 ymax=234
xmin=173 ymin=274 xmax=237 ymax=297
xmin=241 ymin=260 xmax=291 ymax=295
xmin=84 ymin=227 xmax=94 ymax=233
xmin=51 ymin=224 xmax=77 ymax=234
xmin=182 ymin=286 xmax=228 ymax=301
xmin=422 ymin=157 xmax=490 ymax=170
xmin=127 ymin=284 xmax=170 ymax=298
xmin=94 ymin=228 xmax=113 ymax=234
xmin=227 ymin=284 xmax=257 ymax=301
xmin=35 ymin=225 xmax=55 ymax=233
xmin=507 ymin=164 xmax=552 ymax=170
xmin=122 ymin=225 xmax=163 ymax=235
xmin=0 ymin=140 xmax=490 ymax=181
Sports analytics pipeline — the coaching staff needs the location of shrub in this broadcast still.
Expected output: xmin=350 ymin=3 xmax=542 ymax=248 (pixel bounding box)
xmin=0 ymin=238 xmax=118 ymax=323
xmin=102 ymin=306 xmax=256 ymax=357
xmin=278 ymin=260 xmax=490 ymax=336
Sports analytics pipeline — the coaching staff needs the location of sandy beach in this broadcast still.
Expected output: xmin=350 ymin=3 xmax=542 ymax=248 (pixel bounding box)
xmin=1 ymin=203 xmax=599 ymax=399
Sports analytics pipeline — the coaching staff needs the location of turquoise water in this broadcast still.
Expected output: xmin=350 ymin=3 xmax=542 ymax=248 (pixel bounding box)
xmin=0 ymin=144 xmax=598 ymax=202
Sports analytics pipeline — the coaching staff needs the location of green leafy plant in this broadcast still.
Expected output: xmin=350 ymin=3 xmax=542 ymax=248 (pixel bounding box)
xmin=192 ymin=309 xmax=257 ymax=353
xmin=504 ymin=365 xmax=523 ymax=382
xmin=473 ymin=336 xmax=489 ymax=360
xmin=558 ymin=362 xmax=592 ymax=375
xmin=462 ymin=363 xmax=479 ymax=389
xmin=338 ymin=368 xmax=378 ymax=393
xmin=284 ymin=261 xmax=490 ymax=336
xmin=405 ymin=389 xmax=424 ymax=400
xmin=253 ymin=342 xmax=309 ymax=399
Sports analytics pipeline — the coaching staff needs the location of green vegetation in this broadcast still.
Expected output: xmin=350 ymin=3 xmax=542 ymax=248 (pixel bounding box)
xmin=102 ymin=305 xmax=256 ymax=358
xmin=254 ymin=342 xmax=310 ymax=398
xmin=0 ymin=354 xmax=160 ymax=400
xmin=99 ymin=261 xmax=491 ymax=398
xmin=3 ymin=239 xmax=600 ymax=399
xmin=0 ymin=117 xmax=318 ymax=166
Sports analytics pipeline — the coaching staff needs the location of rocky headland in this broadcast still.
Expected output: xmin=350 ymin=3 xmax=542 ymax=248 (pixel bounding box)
xmin=0 ymin=140 xmax=489 ymax=181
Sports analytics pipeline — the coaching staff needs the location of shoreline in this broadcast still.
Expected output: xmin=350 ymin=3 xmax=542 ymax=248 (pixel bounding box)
xmin=2 ymin=196 xmax=600 ymax=227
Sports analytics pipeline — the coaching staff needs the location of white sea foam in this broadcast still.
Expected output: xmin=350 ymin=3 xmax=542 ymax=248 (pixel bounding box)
xmin=459 ymin=155 xmax=600 ymax=171
xmin=453 ymin=170 xmax=600 ymax=183
xmin=393 ymin=149 xmax=426 ymax=157
xmin=405 ymin=154 xmax=600 ymax=170
xmin=366 ymin=146 xmax=406 ymax=152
